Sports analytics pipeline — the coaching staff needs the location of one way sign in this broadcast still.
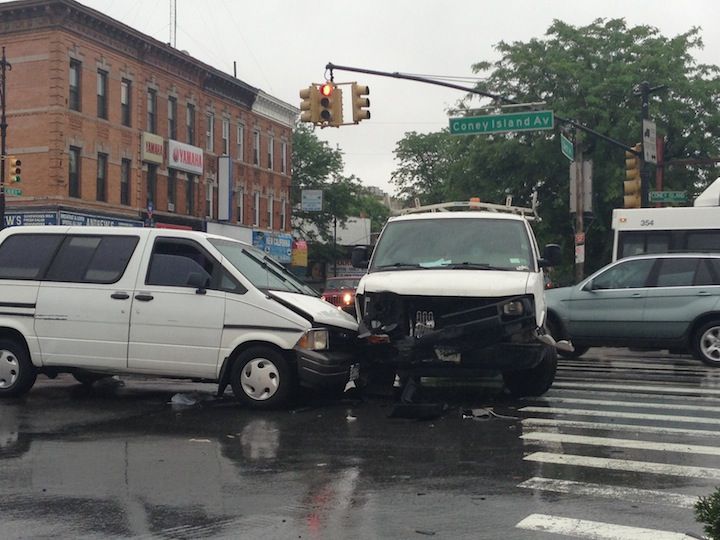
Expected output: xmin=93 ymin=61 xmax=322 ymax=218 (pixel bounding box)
xmin=643 ymin=119 xmax=657 ymax=164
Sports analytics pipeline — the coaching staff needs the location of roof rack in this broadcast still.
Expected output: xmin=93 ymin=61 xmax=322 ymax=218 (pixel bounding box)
xmin=396 ymin=194 xmax=539 ymax=221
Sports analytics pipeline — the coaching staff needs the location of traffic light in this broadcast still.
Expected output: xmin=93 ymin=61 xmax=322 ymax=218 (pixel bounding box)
xmin=351 ymin=83 xmax=370 ymax=123
xmin=624 ymin=143 xmax=642 ymax=208
xmin=318 ymin=82 xmax=343 ymax=126
xmin=299 ymin=86 xmax=320 ymax=124
xmin=9 ymin=157 xmax=21 ymax=183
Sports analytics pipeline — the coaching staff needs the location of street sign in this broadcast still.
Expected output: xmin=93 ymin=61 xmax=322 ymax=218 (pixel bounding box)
xmin=301 ymin=189 xmax=323 ymax=212
xmin=649 ymin=190 xmax=687 ymax=203
xmin=560 ymin=133 xmax=574 ymax=161
xmin=4 ymin=187 xmax=22 ymax=196
xmin=642 ymin=119 xmax=658 ymax=164
xmin=569 ymin=160 xmax=593 ymax=214
xmin=449 ymin=110 xmax=554 ymax=135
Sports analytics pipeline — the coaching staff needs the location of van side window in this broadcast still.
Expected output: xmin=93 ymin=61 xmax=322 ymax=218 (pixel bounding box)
xmin=45 ymin=235 xmax=139 ymax=283
xmin=0 ymin=234 xmax=63 ymax=279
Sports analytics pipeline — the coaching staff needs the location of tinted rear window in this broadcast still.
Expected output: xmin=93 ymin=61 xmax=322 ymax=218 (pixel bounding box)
xmin=0 ymin=234 xmax=63 ymax=279
xmin=45 ymin=235 xmax=139 ymax=283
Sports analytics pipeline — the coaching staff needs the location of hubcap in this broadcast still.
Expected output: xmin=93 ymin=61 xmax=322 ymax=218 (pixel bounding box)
xmin=240 ymin=358 xmax=280 ymax=401
xmin=701 ymin=326 xmax=720 ymax=363
xmin=0 ymin=349 xmax=19 ymax=389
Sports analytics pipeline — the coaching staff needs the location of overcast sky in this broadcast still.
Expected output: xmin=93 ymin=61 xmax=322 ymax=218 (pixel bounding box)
xmin=26 ymin=1 xmax=720 ymax=194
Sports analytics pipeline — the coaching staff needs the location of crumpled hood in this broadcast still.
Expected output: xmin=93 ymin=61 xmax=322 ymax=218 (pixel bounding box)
xmin=267 ymin=290 xmax=358 ymax=331
xmin=358 ymin=269 xmax=532 ymax=297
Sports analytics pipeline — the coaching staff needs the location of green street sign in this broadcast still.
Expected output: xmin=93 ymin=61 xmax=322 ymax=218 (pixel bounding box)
xmin=4 ymin=187 xmax=22 ymax=196
xmin=449 ymin=110 xmax=554 ymax=135
xmin=560 ymin=133 xmax=574 ymax=161
xmin=649 ymin=190 xmax=687 ymax=203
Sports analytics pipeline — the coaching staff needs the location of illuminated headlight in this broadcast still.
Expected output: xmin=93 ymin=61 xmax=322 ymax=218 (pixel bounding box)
xmin=342 ymin=292 xmax=353 ymax=305
xmin=501 ymin=300 xmax=525 ymax=317
xmin=296 ymin=328 xmax=329 ymax=351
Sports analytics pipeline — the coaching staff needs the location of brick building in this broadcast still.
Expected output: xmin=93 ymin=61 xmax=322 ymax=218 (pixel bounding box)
xmin=0 ymin=0 xmax=298 ymax=260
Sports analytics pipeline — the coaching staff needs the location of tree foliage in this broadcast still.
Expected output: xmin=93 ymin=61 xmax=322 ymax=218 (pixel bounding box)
xmin=391 ymin=19 xmax=720 ymax=281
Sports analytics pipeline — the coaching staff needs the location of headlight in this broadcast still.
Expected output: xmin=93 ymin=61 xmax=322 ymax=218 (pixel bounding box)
xmin=501 ymin=300 xmax=525 ymax=317
xmin=342 ymin=292 xmax=353 ymax=305
xmin=296 ymin=328 xmax=329 ymax=351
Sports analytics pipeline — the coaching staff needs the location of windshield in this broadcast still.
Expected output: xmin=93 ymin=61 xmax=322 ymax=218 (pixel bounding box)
xmin=369 ymin=218 xmax=535 ymax=272
xmin=209 ymin=238 xmax=318 ymax=295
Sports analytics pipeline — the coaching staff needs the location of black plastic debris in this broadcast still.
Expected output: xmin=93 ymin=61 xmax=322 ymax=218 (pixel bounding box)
xmin=388 ymin=402 xmax=447 ymax=420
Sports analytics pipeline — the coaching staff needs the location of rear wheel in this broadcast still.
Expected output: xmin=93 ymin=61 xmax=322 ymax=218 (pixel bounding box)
xmin=0 ymin=339 xmax=36 ymax=398
xmin=230 ymin=346 xmax=294 ymax=409
xmin=503 ymin=346 xmax=557 ymax=397
xmin=693 ymin=320 xmax=720 ymax=367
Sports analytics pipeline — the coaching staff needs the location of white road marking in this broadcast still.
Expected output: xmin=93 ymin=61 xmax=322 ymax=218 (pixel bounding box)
xmin=521 ymin=431 xmax=720 ymax=456
xmin=517 ymin=477 xmax=697 ymax=509
xmin=521 ymin=417 xmax=720 ymax=438
xmin=558 ymin=360 xmax=707 ymax=373
xmin=525 ymin=451 xmax=720 ymax=479
xmin=516 ymin=513 xmax=697 ymax=539
xmin=552 ymin=381 xmax=720 ymax=396
xmin=520 ymin=406 xmax=720 ymax=425
xmin=530 ymin=396 xmax=720 ymax=414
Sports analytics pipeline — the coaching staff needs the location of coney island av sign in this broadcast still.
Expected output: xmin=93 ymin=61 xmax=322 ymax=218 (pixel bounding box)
xmin=168 ymin=140 xmax=204 ymax=175
xmin=449 ymin=110 xmax=554 ymax=135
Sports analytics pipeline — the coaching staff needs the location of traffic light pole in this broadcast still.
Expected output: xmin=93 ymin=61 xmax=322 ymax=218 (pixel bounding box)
xmin=0 ymin=47 xmax=10 ymax=231
xmin=635 ymin=81 xmax=665 ymax=207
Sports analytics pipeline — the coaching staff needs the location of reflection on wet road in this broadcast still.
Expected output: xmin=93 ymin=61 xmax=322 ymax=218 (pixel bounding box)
xmin=0 ymin=350 xmax=714 ymax=539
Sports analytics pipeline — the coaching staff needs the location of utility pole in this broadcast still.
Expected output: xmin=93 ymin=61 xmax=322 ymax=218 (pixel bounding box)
xmin=634 ymin=81 xmax=665 ymax=207
xmin=574 ymin=141 xmax=585 ymax=282
xmin=0 ymin=47 xmax=11 ymax=231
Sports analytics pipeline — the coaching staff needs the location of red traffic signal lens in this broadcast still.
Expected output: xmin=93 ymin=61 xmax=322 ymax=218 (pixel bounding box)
xmin=320 ymin=83 xmax=333 ymax=97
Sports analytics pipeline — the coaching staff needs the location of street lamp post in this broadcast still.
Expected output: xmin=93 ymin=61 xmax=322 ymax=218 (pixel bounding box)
xmin=0 ymin=47 xmax=11 ymax=231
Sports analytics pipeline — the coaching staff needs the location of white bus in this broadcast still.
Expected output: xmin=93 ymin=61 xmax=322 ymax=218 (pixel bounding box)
xmin=611 ymin=178 xmax=720 ymax=261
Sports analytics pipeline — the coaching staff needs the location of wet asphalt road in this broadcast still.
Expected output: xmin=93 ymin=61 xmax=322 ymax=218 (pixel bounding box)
xmin=0 ymin=349 xmax=716 ymax=539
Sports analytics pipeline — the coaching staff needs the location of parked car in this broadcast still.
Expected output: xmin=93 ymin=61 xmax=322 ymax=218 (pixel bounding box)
xmin=321 ymin=276 xmax=361 ymax=316
xmin=0 ymin=226 xmax=359 ymax=408
xmin=545 ymin=253 xmax=720 ymax=366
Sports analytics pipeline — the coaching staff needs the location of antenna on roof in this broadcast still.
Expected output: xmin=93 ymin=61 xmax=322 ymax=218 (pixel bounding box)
xmin=169 ymin=0 xmax=177 ymax=47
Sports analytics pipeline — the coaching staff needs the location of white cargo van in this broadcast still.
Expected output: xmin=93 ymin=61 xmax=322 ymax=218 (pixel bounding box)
xmin=351 ymin=200 xmax=564 ymax=397
xmin=0 ymin=226 xmax=358 ymax=408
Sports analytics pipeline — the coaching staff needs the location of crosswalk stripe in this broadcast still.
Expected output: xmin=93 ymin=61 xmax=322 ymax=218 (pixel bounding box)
xmin=515 ymin=513 xmax=696 ymax=539
xmin=520 ymin=406 xmax=720 ymax=425
xmin=517 ymin=477 xmax=697 ymax=509
xmin=525 ymin=451 xmax=720 ymax=480
xmin=552 ymin=380 xmax=720 ymax=396
xmin=521 ymin=417 xmax=720 ymax=438
xmin=521 ymin=431 xmax=720 ymax=456
xmin=558 ymin=361 xmax=710 ymax=374
xmin=543 ymin=388 xmax=720 ymax=405
xmin=530 ymin=396 xmax=720 ymax=414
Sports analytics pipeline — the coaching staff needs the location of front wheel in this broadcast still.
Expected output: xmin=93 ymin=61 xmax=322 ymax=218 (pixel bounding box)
xmin=692 ymin=320 xmax=720 ymax=367
xmin=0 ymin=339 xmax=36 ymax=398
xmin=503 ymin=346 xmax=557 ymax=397
xmin=230 ymin=346 xmax=295 ymax=409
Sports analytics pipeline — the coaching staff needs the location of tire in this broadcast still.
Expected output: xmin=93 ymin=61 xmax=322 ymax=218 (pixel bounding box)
xmin=230 ymin=346 xmax=294 ymax=409
xmin=546 ymin=317 xmax=588 ymax=358
xmin=72 ymin=372 xmax=108 ymax=386
xmin=503 ymin=346 xmax=557 ymax=397
xmin=0 ymin=338 xmax=36 ymax=398
xmin=692 ymin=320 xmax=720 ymax=367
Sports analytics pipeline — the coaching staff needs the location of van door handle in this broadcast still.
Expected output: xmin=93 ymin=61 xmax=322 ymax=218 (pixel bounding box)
xmin=631 ymin=292 xmax=643 ymax=298
xmin=134 ymin=294 xmax=154 ymax=302
xmin=111 ymin=292 xmax=130 ymax=300
xmin=698 ymin=291 xmax=712 ymax=296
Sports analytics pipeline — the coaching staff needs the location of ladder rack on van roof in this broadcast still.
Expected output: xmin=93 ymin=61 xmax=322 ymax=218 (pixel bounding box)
xmin=396 ymin=196 xmax=538 ymax=221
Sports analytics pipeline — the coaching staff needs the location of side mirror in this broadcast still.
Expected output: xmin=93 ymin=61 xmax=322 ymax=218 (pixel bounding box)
xmin=187 ymin=272 xmax=209 ymax=294
xmin=582 ymin=279 xmax=595 ymax=292
xmin=539 ymin=244 xmax=562 ymax=268
xmin=351 ymin=246 xmax=370 ymax=269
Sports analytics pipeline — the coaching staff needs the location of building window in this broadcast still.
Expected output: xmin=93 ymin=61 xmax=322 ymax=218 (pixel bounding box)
xmin=205 ymin=183 xmax=214 ymax=219
xmin=69 ymin=60 xmax=81 ymax=111
xmin=267 ymin=196 xmax=274 ymax=229
xmin=186 ymin=174 xmax=195 ymax=215
xmin=147 ymin=164 xmax=157 ymax=209
xmin=187 ymin=104 xmax=195 ymax=145
xmin=237 ymin=124 xmax=245 ymax=162
xmin=206 ymin=113 xmax=215 ymax=151
xmin=120 ymin=158 xmax=131 ymax=205
xmin=168 ymin=97 xmax=177 ymax=140
xmin=253 ymin=131 xmax=260 ymax=166
xmin=237 ymin=188 xmax=244 ymax=224
xmin=222 ymin=119 xmax=230 ymax=155
xmin=280 ymin=198 xmax=286 ymax=230
xmin=281 ymin=142 xmax=287 ymax=174
xmin=97 ymin=70 xmax=108 ymax=119
xmin=147 ymin=89 xmax=157 ymax=133
xmin=168 ymin=169 xmax=176 ymax=211
xmin=267 ymin=136 xmax=274 ymax=170
xmin=96 ymin=153 xmax=107 ymax=201
xmin=253 ymin=191 xmax=260 ymax=226
xmin=69 ymin=146 xmax=81 ymax=198
xmin=121 ymin=79 xmax=131 ymax=127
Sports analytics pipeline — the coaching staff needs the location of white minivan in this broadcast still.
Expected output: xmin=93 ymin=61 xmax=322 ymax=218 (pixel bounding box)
xmin=0 ymin=226 xmax=358 ymax=408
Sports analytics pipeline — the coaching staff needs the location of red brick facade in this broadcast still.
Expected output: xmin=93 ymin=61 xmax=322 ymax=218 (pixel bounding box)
xmin=0 ymin=0 xmax=296 ymax=233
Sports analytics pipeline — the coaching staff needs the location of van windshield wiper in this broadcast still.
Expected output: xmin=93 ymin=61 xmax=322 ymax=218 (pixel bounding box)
xmin=443 ymin=262 xmax=509 ymax=270
xmin=373 ymin=262 xmax=426 ymax=271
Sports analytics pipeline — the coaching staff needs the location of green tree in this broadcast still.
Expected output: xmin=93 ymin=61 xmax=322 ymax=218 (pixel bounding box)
xmin=392 ymin=19 xmax=720 ymax=280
